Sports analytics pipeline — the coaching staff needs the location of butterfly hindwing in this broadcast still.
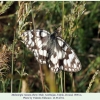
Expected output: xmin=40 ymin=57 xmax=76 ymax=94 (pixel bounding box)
xmin=57 ymin=37 xmax=81 ymax=72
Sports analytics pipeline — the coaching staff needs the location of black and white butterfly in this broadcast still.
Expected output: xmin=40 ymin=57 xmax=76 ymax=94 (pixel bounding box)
xmin=21 ymin=27 xmax=82 ymax=73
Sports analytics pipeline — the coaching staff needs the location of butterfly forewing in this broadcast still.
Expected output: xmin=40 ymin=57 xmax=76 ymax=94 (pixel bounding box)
xmin=47 ymin=36 xmax=81 ymax=73
xmin=21 ymin=29 xmax=82 ymax=73
xmin=22 ymin=29 xmax=49 ymax=63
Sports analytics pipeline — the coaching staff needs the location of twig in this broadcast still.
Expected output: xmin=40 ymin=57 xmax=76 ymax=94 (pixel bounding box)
xmin=11 ymin=30 xmax=15 ymax=93
xmin=86 ymin=70 xmax=100 ymax=93
xmin=30 ymin=1 xmax=46 ymax=92
xmin=62 ymin=1 xmax=66 ymax=92
xmin=0 ymin=13 xmax=15 ymax=19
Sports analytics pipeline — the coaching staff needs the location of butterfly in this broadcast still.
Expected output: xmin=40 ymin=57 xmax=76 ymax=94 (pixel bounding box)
xmin=21 ymin=27 xmax=82 ymax=73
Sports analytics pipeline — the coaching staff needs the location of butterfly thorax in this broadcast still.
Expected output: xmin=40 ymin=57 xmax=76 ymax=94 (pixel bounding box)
xmin=47 ymin=32 xmax=60 ymax=58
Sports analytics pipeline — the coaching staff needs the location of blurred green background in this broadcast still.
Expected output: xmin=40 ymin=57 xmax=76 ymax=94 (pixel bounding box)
xmin=0 ymin=1 xmax=100 ymax=92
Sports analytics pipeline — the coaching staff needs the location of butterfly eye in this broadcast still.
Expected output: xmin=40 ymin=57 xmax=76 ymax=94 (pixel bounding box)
xmin=22 ymin=29 xmax=82 ymax=73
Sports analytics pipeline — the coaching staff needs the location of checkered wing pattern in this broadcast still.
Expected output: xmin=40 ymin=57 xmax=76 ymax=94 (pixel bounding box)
xmin=21 ymin=29 xmax=82 ymax=73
